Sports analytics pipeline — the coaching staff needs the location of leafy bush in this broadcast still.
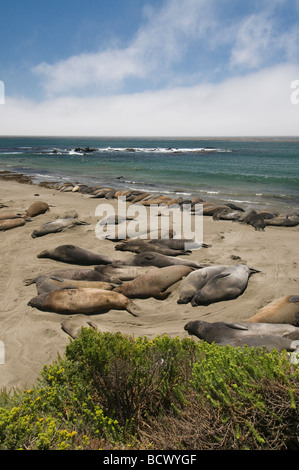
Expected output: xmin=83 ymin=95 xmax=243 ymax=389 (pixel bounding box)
xmin=0 ymin=329 xmax=298 ymax=450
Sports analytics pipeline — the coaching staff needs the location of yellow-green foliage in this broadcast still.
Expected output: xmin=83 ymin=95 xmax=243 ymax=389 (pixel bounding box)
xmin=0 ymin=329 xmax=298 ymax=450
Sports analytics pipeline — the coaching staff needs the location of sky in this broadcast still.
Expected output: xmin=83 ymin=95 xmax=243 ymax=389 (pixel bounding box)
xmin=0 ymin=0 xmax=299 ymax=136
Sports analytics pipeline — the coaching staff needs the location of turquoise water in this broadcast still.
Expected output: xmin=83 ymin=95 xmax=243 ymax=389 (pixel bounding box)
xmin=0 ymin=136 xmax=298 ymax=212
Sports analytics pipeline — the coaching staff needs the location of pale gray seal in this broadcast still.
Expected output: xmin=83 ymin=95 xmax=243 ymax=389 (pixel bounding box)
xmin=24 ymin=268 xmax=109 ymax=286
xmin=28 ymin=287 xmax=140 ymax=316
xmin=94 ymin=265 xmax=159 ymax=283
xmin=120 ymin=251 xmax=202 ymax=269
xmin=190 ymin=264 xmax=259 ymax=306
xmin=114 ymin=240 xmax=191 ymax=256
xmin=60 ymin=315 xmax=98 ymax=339
xmin=218 ymin=335 xmax=299 ymax=353
xmin=148 ymin=238 xmax=209 ymax=251
xmin=37 ymin=244 xmax=114 ymax=265
xmin=184 ymin=320 xmax=299 ymax=343
xmin=31 ymin=217 xmax=89 ymax=238
xmin=178 ymin=265 xmax=228 ymax=304
xmin=114 ymin=265 xmax=193 ymax=300
xmin=247 ymin=295 xmax=299 ymax=325
xmin=35 ymin=275 xmax=113 ymax=294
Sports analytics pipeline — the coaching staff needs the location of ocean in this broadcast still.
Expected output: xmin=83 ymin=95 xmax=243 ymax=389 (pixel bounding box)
xmin=0 ymin=136 xmax=298 ymax=213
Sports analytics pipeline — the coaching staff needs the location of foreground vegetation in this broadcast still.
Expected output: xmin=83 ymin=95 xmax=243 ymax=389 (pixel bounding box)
xmin=0 ymin=329 xmax=298 ymax=450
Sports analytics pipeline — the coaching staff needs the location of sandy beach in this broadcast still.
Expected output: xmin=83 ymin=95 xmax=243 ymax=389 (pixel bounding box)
xmin=0 ymin=177 xmax=298 ymax=392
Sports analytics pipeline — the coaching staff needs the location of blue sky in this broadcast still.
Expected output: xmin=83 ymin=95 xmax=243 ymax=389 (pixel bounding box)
xmin=0 ymin=0 xmax=299 ymax=136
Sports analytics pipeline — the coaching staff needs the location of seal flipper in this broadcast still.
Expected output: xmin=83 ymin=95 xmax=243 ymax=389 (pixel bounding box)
xmin=224 ymin=322 xmax=249 ymax=331
xmin=290 ymin=296 xmax=299 ymax=303
xmin=125 ymin=300 xmax=140 ymax=317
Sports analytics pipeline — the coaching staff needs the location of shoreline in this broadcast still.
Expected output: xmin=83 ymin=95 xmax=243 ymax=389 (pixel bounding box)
xmin=0 ymin=175 xmax=298 ymax=391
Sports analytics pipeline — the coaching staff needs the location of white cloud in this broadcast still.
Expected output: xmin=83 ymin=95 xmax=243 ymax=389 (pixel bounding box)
xmin=2 ymin=64 xmax=299 ymax=136
xmin=31 ymin=0 xmax=217 ymax=96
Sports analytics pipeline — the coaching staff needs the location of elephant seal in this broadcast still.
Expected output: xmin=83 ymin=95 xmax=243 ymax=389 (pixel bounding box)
xmin=114 ymin=265 xmax=193 ymax=300
xmin=178 ymin=265 xmax=228 ymax=304
xmin=35 ymin=275 xmax=113 ymax=294
xmin=0 ymin=218 xmax=26 ymax=231
xmin=190 ymin=264 xmax=259 ymax=306
xmin=94 ymin=265 xmax=159 ymax=283
xmin=32 ymin=218 xmax=89 ymax=238
xmin=247 ymin=295 xmax=299 ymax=325
xmin=114 ymin=240 xmax=191 ymax=256
xmin=0 ymin=212 xmax=23 ymax=220
xmin=24 ymin=268 xmax=109 ymax=286
xmin=265 ymin=215 xmax=299 ymax=227
xmin=218 ymin=335 xmax=299 ymax=353
xmin=28 ymin=287 xmax=140 ymax=316
xmin=139 ymin=196 xmax=173 ymax=206
xmin=26 ymin=201 xmax=50 ymax=217
xmin=37 ymin=244 xmax=114 ymax=265
xmin=120 ymin=251 xmax=202 ymax=269
xmin=184 ymin=320 xmax=299 ymax=343
xmin=60 ymin=315 xmax=99 ymax=339
xmin=149 ymin=238 xmax=209 ymax=251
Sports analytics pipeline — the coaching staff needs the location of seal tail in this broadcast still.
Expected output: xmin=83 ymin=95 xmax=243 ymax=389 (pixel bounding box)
xmin=126 ymin=300 xmax=140 ymax=317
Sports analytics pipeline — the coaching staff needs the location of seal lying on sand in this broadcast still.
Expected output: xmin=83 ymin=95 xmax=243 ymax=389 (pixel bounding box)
xmin=28 ymin=287 xmax=140 ymax=316
xmin=26 ymin=201 xmax=50 ymax=217
xmin=114 ymin=265 xmax=193 ymax=299
xmin=190 ymin=264 xmax=259 ymax=306
xmin=0 ymin=212 xmax=23 ymax=220
xmin=35 ymin=275 xmax=113 ymax=294
xmin=114 ymin=240 xmax=191 ymax=256
xmin=94 ymin=265 xmax=159 ymax=283
xmin=24 ymin=268 xmax=110 ymax=286
xmin=0 ymin=218 xmax=26 ymax=231
xmin=178 ymin=265 xmax=228 ymax=304
xmin=247 ymin=295 xmax=299 ymax=325
xmin=60 ymin=315 xmax=99 ymax=339
xmin=119 ymin=251 xmax=202 ymax=269
xmin=37 ymin=244 xmax=114 ymax=265
xmin=148 ymin=238 xmax=209 ymax=251
xmin=184 ymin=320 xmax=299 ymax=343
xmin=32 ymin=217 xmax=89 ymax=238
xmin=217 ymin=335 xmax=299 ymax=353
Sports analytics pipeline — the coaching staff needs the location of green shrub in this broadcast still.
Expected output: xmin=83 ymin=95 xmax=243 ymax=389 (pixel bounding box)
xmin=0 ymin=329 xmax=298 ymax=450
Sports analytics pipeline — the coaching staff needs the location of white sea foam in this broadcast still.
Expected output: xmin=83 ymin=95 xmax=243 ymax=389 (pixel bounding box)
xmin=89 ymin=147 xmax=232 ymax=154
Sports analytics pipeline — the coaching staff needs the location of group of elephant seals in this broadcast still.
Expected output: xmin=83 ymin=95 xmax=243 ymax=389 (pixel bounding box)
xmin=178 ymin=264 xmax=259 ymax=306
xmin=114 ymin=265 xmax=193 ymax=300
xmin=247 ymin=295 xmax=299 ymax=325
xmin=35 ymin=275 xmax=113 ymax=294
xmin=184 ymin=320 xmax=299 ymax=352
xmin=37 ymin=244 xmax=114 ymax=266
xmin=28 ymin=287 xmax=140 ymax=317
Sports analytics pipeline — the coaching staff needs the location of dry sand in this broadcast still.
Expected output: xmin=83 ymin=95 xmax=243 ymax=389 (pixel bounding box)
xmin=0 ymin=178 xmax=298 ymax=391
